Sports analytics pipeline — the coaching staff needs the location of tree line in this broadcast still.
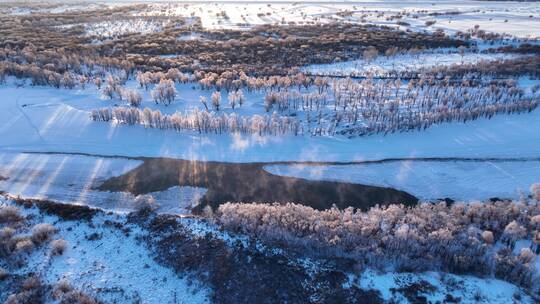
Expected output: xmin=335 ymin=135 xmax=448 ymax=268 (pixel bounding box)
xmin=217 ymin=187 xmax=540 ymax=293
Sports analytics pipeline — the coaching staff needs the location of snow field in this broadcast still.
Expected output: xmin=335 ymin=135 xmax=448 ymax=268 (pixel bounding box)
xmin=2 ymin=79 xmax=540 ymax=164
xmin=135 ymin=1 xmax=540 ymax=38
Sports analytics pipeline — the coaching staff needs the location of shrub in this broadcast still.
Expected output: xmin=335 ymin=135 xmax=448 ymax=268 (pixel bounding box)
xmin=482 ymin=230 xmax=494 ymax=244
xmin=52 ymin=279 xmax=99 ymax=304
xmin=52 ymin=280 xmax=72 ymax=300
xmin=50 ymin=239 xmax=68 ymax=256
xmin=31 ymin=223 xmax=57 ymax=245
xmin=5 ymin=276 xmax=45 ymax=304
xmin=14 ymin=238 xmax=34 ymax=254
xmin=151 ymin=79 xmax=176 ymax=105
xmin=0 ymin=227 xmax=15 ymax=240
xmin=123 ymin=89 xmax=142 ymax=107
xmin=0 ymin=206 xmax=23 ymax=223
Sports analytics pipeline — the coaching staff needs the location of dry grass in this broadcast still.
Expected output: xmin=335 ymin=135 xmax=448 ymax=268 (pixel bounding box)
xmin=0 ymin=205 xmax=23 ymax=223
xmin=31 ymin=223 xmax=57 ymax=245
xmin=14 ymin=237 xmax=34 ymax=254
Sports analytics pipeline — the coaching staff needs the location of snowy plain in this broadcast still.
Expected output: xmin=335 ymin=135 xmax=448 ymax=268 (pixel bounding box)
xmin=131 ymin=0 xmax=540 ymax=38
xmin=356 ymin=269 xmax=534 ymax=304
xmin=1 ymin=78 xmax=539 ymax=202
xmin=6 ymin=0 xmax=539 ymax=38
xmin=303 ymin=50 xmax=524 ymax=77
xmin=1 ymin=80 xmax=540 ymax=163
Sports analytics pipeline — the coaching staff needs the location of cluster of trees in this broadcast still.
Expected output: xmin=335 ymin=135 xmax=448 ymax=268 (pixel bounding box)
xmin=90 ymin=107 xmax=302 ymax=136
xmin=0 ymin=61 xmax=88 ymax=88
xmin=196 ymin=70 xmax=312 ymax=92
xmin=227 ymin=90 xmax=245 ymax=110
xmin=264 ymin=90 xmax=327 ymax=113
xmin=90 ymin=72 xmax=538 ymax=137
xmin=136 ymin=68 xmax=191 ymax=90
xmin=254 ymin=76 xmax=539 ymax=137
xmin=151 ymin=79 xmax=177 ymax=105
xmin=133 ymin=22 xmax=466 ymax=75
xmin=422 ymin=55 xmax=540 ymax=79
xmin=217 ymin=191 xmax=540 ymax=291
xmin=331 ymin=77 xmax=538 ymax=136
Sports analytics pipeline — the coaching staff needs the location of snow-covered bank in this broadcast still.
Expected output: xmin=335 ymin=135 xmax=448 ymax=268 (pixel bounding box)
xmin=3 ymin=196 xmax=534 ymax=303
xmin=1 ymin=198 xmax=210 ymax=303
xmin=0 ymin=153 xmax=206 ymax=214
xmin=265 ymin=160 xmax=540 ymax=201
xmin=1 ymin=84 xmax=540 ymax=163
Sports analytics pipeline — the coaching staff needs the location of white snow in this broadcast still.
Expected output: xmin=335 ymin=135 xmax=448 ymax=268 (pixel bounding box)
xmin=264 ymin=160 xmax=540 ymax=201
xmin=4 ymin=1 xmax=540 ymax=38
xmin=2 ymin=2 xmax=539 ymax=301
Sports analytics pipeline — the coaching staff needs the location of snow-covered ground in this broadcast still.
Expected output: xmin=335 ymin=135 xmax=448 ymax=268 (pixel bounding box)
xmin=356 ymin=269 xmax=533 ymax=304
xmin=3 ymin=72 xmax=539 ymax=203
xmin=132 ymin=1 xmax=540 ymax=38
xmin=1 ymin=81 xmax=540 ymax=164
xmin=0 ymin=153 xmax=205 ymax=214
xmin=3 ymin=198 xmax=210 ymax=303
xmin=1 ymin=3 xmax=124 ymax=15
xmin=265 ymin=160 xmax=540 ymax=201
xmin=4 ymin=1 xmax=539 ymax=38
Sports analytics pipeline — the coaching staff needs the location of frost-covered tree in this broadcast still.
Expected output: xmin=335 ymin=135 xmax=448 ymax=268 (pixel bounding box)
xmin=237 ymin=89 xmax=245 ymax=107
xmin=531 ymin=183 xmax=540 ymax=201
xmin=363 ymin=46 xmax=378 ymax=62
xmin=123 ymin=89 xmax=142 ymax=107
xmin=94 ymin=77 xmax=102 ymax=89
xmin=215 ymin=197 xmax=540 ymax=290
xmin=60 ymin=72 xmax=75 ymax=89
xmin=151 ymin=79 xmax=176 ymax=105
xmin=211 ymin=91 xmax=221 ymax=111
xmin=228 ymin=91 xmax=238 ymax=110
xmin=199 ymin=96 xmax=209 ymax=111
